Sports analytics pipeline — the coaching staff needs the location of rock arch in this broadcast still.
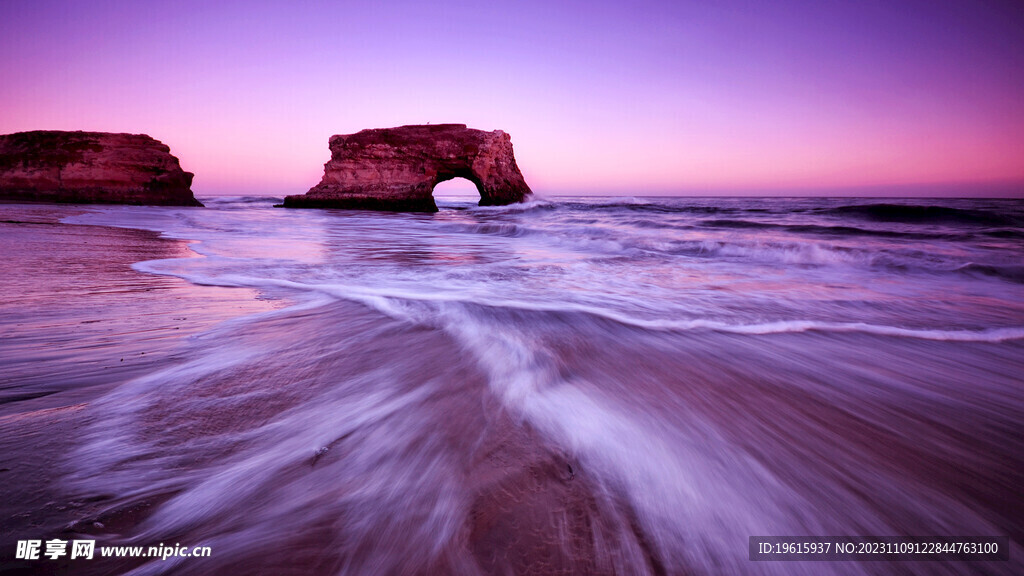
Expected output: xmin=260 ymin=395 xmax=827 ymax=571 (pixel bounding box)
xmin=282 ymin=124 xmax=532 ymax=212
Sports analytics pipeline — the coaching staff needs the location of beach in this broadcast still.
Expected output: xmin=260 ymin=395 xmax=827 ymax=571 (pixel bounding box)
xmin=1 ymin=196 xmax=1022 ymax=575
xmin=0 ymin=202 xmax=649 ymax=575
xmin=0 ymin=204 xmax=277 ymax=574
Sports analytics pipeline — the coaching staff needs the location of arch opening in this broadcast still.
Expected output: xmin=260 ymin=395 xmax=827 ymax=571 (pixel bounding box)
xmin=432 ymin=174 xmax=484 ymax=204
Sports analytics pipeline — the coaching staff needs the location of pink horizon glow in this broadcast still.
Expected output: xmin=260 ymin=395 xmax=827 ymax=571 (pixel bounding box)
xmin=2 ymin=1 xmax=1023 ymax=197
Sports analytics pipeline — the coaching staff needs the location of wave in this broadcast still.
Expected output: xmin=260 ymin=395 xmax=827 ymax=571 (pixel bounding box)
xmin=198 ymin=195 xmax=282 ymax=206
xmin=678 ymin=319 xmax=1024 ymax=341
xmin=820 ymin=203 xmax=1021 ymax=226
xmin=129 ymin=260 xmax=1024 ymax=344
xmin=459 ymin=222 xmax=530 ymax=238
xmin=956 ymin=263 xmax=1024 ymax=284
xmin=666 ymin=239 xmax=866 ymax=266
xmin=982 ymin=228 xmax=1024 ymax=239
xmin=462 ymin=197 xmax=557 ymax=214
xmin=350 ymin=294 xmax=1024 ymax=343
xmin=699 ymin=218 xmax=963 ymax=240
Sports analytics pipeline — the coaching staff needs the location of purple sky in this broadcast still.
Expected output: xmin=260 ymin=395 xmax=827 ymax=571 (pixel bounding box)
xmin=2 ymin=0 xmax=1022 ymax=196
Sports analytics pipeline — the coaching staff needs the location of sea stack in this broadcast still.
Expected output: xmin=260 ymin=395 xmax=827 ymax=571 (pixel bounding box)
xmin=283 ymin=124 xmax=532 ymax=212
xmin=0 ymin=131 xmax=202 ymax=206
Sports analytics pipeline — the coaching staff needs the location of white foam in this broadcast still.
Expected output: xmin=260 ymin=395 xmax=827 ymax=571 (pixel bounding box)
xmin=134 ymin=267 xmax=1024 ymax=344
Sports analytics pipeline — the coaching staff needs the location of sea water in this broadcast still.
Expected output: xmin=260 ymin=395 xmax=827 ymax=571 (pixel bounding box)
xmin=56 ymin=196 xmax=1023 ymax=575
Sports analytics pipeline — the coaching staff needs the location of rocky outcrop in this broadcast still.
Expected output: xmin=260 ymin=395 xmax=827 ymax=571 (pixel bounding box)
xmin=283 ymin=124 xmax=532 ymax=211
xmin=0 ymin=131 xmax=202 ymax=206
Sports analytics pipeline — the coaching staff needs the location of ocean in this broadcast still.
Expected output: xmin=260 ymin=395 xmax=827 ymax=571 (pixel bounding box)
xmin=2 ymin=196 xmax=1022 ymax=575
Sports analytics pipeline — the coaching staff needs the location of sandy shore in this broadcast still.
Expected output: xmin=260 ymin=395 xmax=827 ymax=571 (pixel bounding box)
xmin=0 ymin=204 xmax=633 ymax=576
xmin=0 ymin=204 xmax=279 ymax=574
xmin=7 ymin=199 xmax=1017 ymax=575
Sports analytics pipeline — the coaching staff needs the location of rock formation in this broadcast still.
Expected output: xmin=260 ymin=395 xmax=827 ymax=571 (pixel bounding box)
xmin=0 ymin=131 xmax=202 ymax=206
xmin=283 ymin=124 xmax=532 ymax=211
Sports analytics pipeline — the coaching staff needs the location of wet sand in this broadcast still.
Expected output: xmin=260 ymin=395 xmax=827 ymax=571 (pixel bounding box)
xmin=0 ymin=204 xmax=630 ymax=575
xmin=51 ymin=298 xmax=643 ymax=576
xmin=0 ymin=204 xmax=279 ymax=573
xmin=3 ymin=199 xmax=1020 ymax=575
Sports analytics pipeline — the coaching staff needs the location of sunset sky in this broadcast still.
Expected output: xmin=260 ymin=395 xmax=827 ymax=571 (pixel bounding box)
xmin=2 ymin=0 xmax=1022 ymax=197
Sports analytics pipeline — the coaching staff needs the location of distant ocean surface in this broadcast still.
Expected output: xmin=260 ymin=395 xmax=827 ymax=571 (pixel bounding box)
xmin=30 ymin=196 xmax=1024 ymax=573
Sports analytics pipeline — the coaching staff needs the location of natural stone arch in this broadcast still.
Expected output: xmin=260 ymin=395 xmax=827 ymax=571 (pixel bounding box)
xmin=282 ymin=124 xmax=532 ymax=212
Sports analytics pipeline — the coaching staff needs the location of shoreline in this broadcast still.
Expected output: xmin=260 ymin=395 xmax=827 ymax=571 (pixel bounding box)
xmin=0 ymin=203 xmax=279 ymax=568
xmin=1 ymin=198 xmax=1020 ymax=574
xmin=0 ymin=203 xmax=644 ymax=575
xmin=0 ymin=204 xmax=617 ymax=575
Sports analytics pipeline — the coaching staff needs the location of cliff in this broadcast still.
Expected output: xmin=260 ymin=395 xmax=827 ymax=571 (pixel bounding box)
xmin=283 ymin=124 xmax=532 ymax=212
xmin=0 ymin=131 xmax=202 ymax=206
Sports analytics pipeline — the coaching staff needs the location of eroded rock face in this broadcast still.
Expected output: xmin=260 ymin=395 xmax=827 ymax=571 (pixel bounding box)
xmin=0 ymin=131 xmax=202 ymax=206
xmin=283 ymin=124 xmax=532 ymax=212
